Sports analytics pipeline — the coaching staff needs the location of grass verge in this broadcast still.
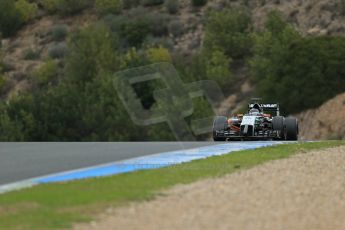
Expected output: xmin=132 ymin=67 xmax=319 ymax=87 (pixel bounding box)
xmin=0 ymin=141 xmax=344 ymax=229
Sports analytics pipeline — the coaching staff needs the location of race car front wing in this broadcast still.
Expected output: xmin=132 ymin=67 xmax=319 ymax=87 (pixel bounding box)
xmin=215 ymin=129 xmax=280 ymax=141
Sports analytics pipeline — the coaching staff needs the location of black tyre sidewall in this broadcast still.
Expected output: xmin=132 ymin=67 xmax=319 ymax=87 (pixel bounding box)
xmin=272 ymin=116 xmax=285 ymax=139
xmin=213 ymin=116 xmax=228 ymax=141
xmin=285 ymin=117 xmax=298 ymax=141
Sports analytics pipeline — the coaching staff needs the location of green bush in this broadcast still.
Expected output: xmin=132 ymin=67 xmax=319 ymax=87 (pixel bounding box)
xmin=205 ymin=50 xmax=232 ymax=85
xmin=32 ymin=60 xmax=58 ymax=85
xmin=40 ymin=0 xmax=92 ymax=15
xmin=121 ymin=47 xmax=147 ymax=68
xmin=0 ymin=75 xmax=7 ymax=94
xmin=104 ymin=8 xmax=170 ymax=47
xmin=165 ymin=0 xmax=179 ymax=14
xmin=51 ymin=25 xmax=68 ymax=41
xmin=0 ymin=0 xmax=23 ymax=37
xmin=250 ymin=12 xmax=345 ymax=113
xmin=66 ymin=24 xmax=120 ymax=83
xmin=58 ymin=0 xmax=92 ymax=15
xmin=0 ymin=22 xmax=180 ymax=142
xmin=168 ymin=20 xmax=184 ymax=36
xmin=204 ymin=8 xmax=252 ymax=59
xmin=191 ymin=0 xmax=207 ymax=7
xmin=264 ymin=11 xmax=289 ymax=36
xmin=253 ymin=37 xmax=345 ymax=114
xmin=176 ymin=50 xmax=233 ymax=91
xmin=48 ymin=43 xmax=68 ymax=59
xmin=141 ymin=0 xmax=164 ymax=6
xmin=146 ymin=46 xmax=172 ymax=63
xmin=123 ymin=0 xmax=140 ymax=9
xmin=143 ymin=36 xmax=174 ymax=49
xmin=120 ymin=19 xmax=151 ymax=47
xmin=147 ymin=13 xmax=170 ymax=36
xmin=0 ymin=6 xmax=194 ymax=143
xmin=15 ymin=0 xmax=38 ymax=23
xmin=95 ymin=0 xmax=123 ymax=15
xmin=103 ymin=13 xmax=125 ymax=32
xmin=175 ymin=53 xmax=207 ymax=83
xmin=40 ymin=0 xmax=59 ymax=13
xmin=104 ymin=10 xmax=150 ymax=47
xmin=23 ymin=49 xmax=41 ymax=60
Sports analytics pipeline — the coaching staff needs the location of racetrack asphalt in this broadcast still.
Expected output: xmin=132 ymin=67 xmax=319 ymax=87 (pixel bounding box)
xmin=0 ymin=142 xmax=219 ymax=186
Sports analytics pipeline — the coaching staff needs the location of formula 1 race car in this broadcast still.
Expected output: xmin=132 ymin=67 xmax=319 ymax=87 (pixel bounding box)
xmin=213 ymin=100 xmax=299 ymax=141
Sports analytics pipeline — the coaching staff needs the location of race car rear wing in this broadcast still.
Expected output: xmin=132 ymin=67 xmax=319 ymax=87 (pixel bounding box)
xmin=249 ymin=103 xmax=280 ymax=116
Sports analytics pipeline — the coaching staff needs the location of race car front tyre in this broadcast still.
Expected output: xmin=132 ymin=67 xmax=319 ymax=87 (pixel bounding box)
xmin=213 ymin=116 xmax=227 ymax=141
xmin=285 ymin=117 xmax=299 ymax=141
xmin=272 ymin=116 xmax=285 ymax=139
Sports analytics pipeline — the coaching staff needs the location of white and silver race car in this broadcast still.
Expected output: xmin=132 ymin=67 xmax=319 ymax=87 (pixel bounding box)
xmin=212 ymin=100 xmax=298 ymax=141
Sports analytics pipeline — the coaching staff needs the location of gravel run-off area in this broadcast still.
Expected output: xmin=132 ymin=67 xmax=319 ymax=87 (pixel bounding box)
xmin=76 ymin=146 xmax=345 ymax=230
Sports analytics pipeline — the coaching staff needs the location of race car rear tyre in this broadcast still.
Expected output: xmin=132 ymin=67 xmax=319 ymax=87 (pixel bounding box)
xmin=285 ymin=117 xmax=299 ymax=141
xmin=272 ymin=116 xmax=285 ymax=139
xmin=213 ymin=116 xmax=227 ymax=141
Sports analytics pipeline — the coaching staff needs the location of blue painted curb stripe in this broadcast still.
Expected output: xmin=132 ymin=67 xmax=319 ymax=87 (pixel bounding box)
xmin=0 ymin=141 xmax=285 ymax=194
xmin=35 ymin=141 xmax=282 ymax=184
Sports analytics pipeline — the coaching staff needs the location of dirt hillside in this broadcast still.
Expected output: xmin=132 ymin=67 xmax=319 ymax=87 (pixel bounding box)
xmin=297 ymin=93 xmax=345 ymax=140
xmin=75 ymin=145 xmax=345 ymax=230
xmin=2 ymin=0 xmax=345 ymax=100
xmin=1 ymin=0 xmax=345 ymax=139
xmin=244 ymin=0 xmax=345 ymax=36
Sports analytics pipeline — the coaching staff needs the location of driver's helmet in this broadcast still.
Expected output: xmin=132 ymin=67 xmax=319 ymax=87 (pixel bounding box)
xmin=249 ymin=108 xmax=260 ymax=115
